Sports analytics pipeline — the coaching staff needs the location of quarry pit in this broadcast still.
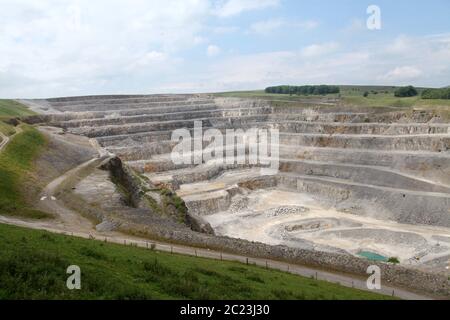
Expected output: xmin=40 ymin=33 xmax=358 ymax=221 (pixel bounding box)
xmin=21 ymin=94 xmax=450 ymax=278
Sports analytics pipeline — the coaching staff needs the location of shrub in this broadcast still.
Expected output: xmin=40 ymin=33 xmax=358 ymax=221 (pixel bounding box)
xmin=394 ymin=86 xmax=418 ymax=97
xmin=388 ymin=257 xmax=400 ymax=264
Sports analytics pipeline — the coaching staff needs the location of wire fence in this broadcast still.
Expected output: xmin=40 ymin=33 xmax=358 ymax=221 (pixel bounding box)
xmin=48 ymin=229 xmax=411 ymax=299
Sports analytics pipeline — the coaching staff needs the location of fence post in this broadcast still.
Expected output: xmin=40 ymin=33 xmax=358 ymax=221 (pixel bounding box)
xmin=171 ymin=246 xmax=173 ymax=254
xmin=246 ymin=258 xmax=249 ymax=265
xmin=315 ymin=272 xmax=318 ymax=280
xmin=220 ymin=253 xmax=223 ymax=261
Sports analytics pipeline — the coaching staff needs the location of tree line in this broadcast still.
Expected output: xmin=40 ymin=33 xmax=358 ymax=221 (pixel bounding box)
xmin=421 ymin=88 xmax=450 ymax=99
xmin=393 ymin=86 xmax=450 ymax=99
xmin=265 ymin=85 xmax=340 ymax=95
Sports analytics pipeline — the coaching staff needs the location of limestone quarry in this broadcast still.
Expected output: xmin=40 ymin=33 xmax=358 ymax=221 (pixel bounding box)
xmin=19 ymin=94 xmax=450 ymax=295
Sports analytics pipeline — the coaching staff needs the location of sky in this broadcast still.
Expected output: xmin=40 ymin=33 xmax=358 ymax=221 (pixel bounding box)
xmin=0 ymin=0 xmax=450 ymax=98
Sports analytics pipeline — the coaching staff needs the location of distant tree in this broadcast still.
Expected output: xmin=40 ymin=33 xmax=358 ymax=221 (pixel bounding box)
xmin=421 ymin=88 xmax=450 ymax=99
xmin=394 ymin=86 xmax=418 ymax=97
xmin=265 ymin=85 xmax=340 ymax=96
xmin=363 ymin=91 xmax=369 ymax=97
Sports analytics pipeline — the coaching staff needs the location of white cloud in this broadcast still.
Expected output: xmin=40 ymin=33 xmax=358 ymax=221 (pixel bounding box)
xmin=207 ymin=45 xmax=221 ymax=57
xmin=214 ymin=0 xmax=280 ymax=18
xmin=193 ymin=36 xmax=208 ymax=45
xmin=248 ymin=18 xmax=284 ymax=35
xmin=343 ymin=19 xmax=365 ymax=33
xmin=388 ymin=36 xmax=412 ymax=53
xmin=0 ymin=0 xmax=211 ymax=97
xmin=157 ymin=34 xmax=450 ymax=93
xmin=163 ymin=49 xmax=370 ymax=93
xmin=213 ymin=26 xmax=240 ymax=34
xmin=301 ymin=42 xmax=339 ymax=58
xmin=247 ymin=18 xmax=319 ymax=35
xmin=0 ymin=1 xmax=449 ymax=97
xmin=379 ymin=66 xmax=422 ymax=82
xmin=296 ymin=20 xmax=320 ymax=30
xmin=126 ymin=51 xmax=168 ymax=71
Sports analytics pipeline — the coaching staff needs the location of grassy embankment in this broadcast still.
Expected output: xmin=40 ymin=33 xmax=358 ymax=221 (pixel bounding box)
xmin=0 ymin=99 xmax=52 ymax=219
xmin=0 ymin=125 xmax=53 ymax=219
xmin=0 ymin=99 xmax=36 ymax=136
xmin=0 ymin=223 xmax=393 ymax=300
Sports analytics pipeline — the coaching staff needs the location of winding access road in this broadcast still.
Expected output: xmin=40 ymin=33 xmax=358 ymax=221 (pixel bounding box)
xmin=0 ymin=132 xmax=9 ymax=151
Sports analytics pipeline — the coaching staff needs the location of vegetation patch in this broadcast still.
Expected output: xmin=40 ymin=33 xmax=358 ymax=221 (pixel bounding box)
xmin=388 ymin=257 xmax=400 ymax=264
xmin=422 ymin=87 xmax=450 ymax=99
xmin=0 ymin=223 xmax=394 ymax=300
xmin=265 ymin=85 xmax=340 ymax=95
xmin=0 ymin=99 xmax=36 ymax=118
xmin=0 ymin=120 xmax=16 ymax=136
xmin=394 ymin=86 xmax=418 ymax=97
xmin=0 ymin=125 xmax=53 ymax=219
xmin=215 ymin=86 xmax=450 ymax=108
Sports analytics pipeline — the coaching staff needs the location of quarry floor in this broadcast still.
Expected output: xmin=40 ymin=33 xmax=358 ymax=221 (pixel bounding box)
xmin=199 ymin=188 xmax=450 ymax=268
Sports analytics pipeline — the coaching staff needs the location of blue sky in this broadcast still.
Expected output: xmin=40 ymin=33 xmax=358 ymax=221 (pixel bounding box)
xmin=0 ymin=0 xmax=449 ymax=98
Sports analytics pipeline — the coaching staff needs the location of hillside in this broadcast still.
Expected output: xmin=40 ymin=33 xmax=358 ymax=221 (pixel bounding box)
xmin=0 ymin=223 xmax=392 ymax=300
xmin=0 ymin=125 xmax=52 ymax=219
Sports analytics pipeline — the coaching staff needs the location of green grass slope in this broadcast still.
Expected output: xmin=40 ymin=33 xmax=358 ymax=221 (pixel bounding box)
xmin=0 ymin=99 xmax=36 ymax=118
xmin=0 ymin=125 xmax=52 ymax=219
xmin=0 ymin=121 xmax=16 ymax=137
xmin=0 ymin=100 xmax=35 ymax=136
xmin=0 ymin=223 xmax=392 ymax=300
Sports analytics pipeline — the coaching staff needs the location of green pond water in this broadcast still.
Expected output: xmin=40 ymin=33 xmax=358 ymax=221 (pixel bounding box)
xmin=357 ymin=251 xmax=388 ymax=262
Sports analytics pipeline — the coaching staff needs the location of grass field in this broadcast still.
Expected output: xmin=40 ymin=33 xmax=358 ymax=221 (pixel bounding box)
xmin=0 ymin=125 xmax=53 ymax=219
xmin=214 ymin=85 xmax=450 ymax=109
xmin=0 ymin=100 xmax=36 ymax=136
xmin=0 ymin=223 xmax=392 ymax=300
xmin=0 ymin=99 xmax=36 ymax=118
xmin=0 ymin=121 xmax=16 ymax=137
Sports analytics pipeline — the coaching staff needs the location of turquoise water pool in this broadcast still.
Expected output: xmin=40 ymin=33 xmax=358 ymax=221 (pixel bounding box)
xmin=357 ymin=251 xmax=388 ymax=262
